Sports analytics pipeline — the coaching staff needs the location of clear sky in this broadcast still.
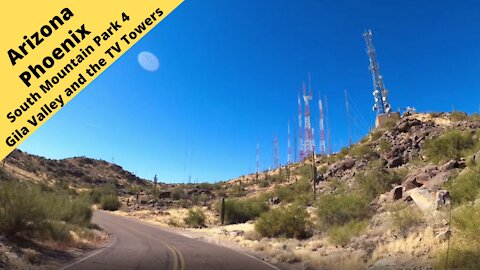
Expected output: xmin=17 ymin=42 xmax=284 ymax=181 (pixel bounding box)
xmin=19 ymin=0 xmax=480 ymax=183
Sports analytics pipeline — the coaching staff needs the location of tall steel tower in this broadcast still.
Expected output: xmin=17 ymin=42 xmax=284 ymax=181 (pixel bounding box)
xmin=298 ymin=90 xmax=304 ymax=161
xmin=318 ymin=98 xmax=326 ymax=156
xmin=364 ymin=29 xmax=392 ymax=115
xmin=273 ymin=136 xmax=279 ymax=169
xmin=303 ymin=80 xmax=313 ymax=157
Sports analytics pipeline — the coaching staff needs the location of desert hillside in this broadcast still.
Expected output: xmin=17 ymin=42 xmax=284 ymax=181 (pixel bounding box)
xmin=115 ymin=111 xmax=480 ymax=270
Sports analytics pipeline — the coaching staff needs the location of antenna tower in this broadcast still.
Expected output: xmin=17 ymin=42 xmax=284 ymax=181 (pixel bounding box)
xmin=303 ymin=78 xmax=313 ymax=157
xmin=345 ymin=90 xmax=352 ymax=146
xmin=364 ymin=30 xmax=392 ymax=115
xmin=298 ymin=90 xmax=304 ymax=160
xmin=319 ymin=98 xmax=326 ymax=156
xmin=273 ymin=136 xmax=279 ymax=169
xmin=256 ymin=142 xmax=260 ymax=174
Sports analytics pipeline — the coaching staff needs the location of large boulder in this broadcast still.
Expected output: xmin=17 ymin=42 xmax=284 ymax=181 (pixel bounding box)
xmin=327 ymin=158 xmax=356 ymax=177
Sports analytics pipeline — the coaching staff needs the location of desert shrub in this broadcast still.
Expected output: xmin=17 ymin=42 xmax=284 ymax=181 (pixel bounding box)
xmin=424 ymin=130 xmax=476 ymax=163
xmin=178 ymin=199 xmax=192 ymax=208
xmin=328 ymin=178 xmax=347 ymax=194
xmin=184 ymin=208 xmax=206 ymax=228
xmin=0 ymin=182 xmax=45 ymax=235
xmin=370 ymin=130 xmax=383 ymax=141
xmin=390 ymin=206 xmax=423 ymax=236
xmin=259 ymin=179 xmax=270 ymax=188
xmin=271 ymin=174 xmax=286 ymax=184
xmin=450 ymin=111 xmax=468 ymax=122
xmin=67 ymin=196 xmax=92 ymax=225
xmin=89 ymin=183 xmax=116 ymax=204
xmin=220 ymin=198 xmax=269 ymax=224
xmin=255 ymin=204 xmax=311 ymax=239
xmin=0 ymin=182 xmax=91 ymax=241
xmin=318 ymin=165 xmax=328 ymax=174
xmin=378 ymin=139 xmax=392 ymax=153
xmin=452 ymin=203 xmax=480 ymax=243
xmin=435 ymin=203 xmax=480 ymax=270
xmin=274 ymin=178 xmax=312 ymax=204
xmin=298 ymin=164 xmax=312 ymax=179
xmin=229 ymin=184 xmax=246 ymax=197
xmin=170 ymin=186 xmax=186 ymax=200
xmin=327 ymin=220 xmax=367 ymax=246
xmin=100 ymin=195 xmax=121 ymax=211
xmin=349 ymin=144 xmax=374 ymax=158
xmin=316 ymin=193 xmax=369 ymax=229
xmin=445 ymin=169 xmax=480 ymax=205
xmin=356 ymin=168 xmax=402 ymax=200
xmin=198 ymin=182 xmax=215 ymax=191
xmin=470 ymin=113 xmax=480 ymax=121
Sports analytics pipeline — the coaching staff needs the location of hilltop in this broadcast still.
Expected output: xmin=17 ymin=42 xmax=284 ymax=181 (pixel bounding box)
xmin=2 ymin=149 xmax=152 ymax=192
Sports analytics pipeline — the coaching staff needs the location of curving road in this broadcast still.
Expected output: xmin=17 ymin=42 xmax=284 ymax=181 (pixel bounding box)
xmin=61 ymin=211 xmax=279 ymax=270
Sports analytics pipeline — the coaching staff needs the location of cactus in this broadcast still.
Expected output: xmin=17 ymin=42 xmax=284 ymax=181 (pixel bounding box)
xmin=220 ymin=197 xmax=226 ymax=225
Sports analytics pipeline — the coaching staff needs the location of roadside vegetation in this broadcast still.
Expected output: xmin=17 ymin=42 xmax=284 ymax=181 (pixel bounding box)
xmin=0 ymin=181 xmax=92 ymax=243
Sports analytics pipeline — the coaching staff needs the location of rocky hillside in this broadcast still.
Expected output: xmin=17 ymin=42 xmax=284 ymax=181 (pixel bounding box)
xmin=117 ymin=111 xmax=480 ymax=270
xmin=1 ymin=149 xmax=152 ymax=192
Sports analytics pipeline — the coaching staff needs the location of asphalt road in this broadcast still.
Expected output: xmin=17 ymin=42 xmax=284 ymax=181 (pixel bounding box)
xmin=61 ymin=211 xmax=279 ymax=270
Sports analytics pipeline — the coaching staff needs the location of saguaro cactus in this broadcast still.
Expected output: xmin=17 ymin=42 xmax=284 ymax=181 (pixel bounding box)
xmin=220 ymin=197 xmax=226 ymax=225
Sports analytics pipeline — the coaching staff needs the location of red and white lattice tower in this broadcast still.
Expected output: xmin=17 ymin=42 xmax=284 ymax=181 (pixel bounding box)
xmin=319 ymin=98 xmax=326 ymax=156
xmin=303 ymin=80 xmax=313 ymax=157
xmin=273 ymin=136 xmax=279 ymax=169
xmin=298 ymin=90 xmax=304 ymax=161
xmin=287 ymin=120 xmax=292 ymax=164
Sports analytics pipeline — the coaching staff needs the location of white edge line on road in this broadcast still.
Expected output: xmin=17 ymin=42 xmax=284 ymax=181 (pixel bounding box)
xmin=58 ymin=234 xmax=117 ymax=270
xmin=238 ymin=251 xmax=282 ymax=270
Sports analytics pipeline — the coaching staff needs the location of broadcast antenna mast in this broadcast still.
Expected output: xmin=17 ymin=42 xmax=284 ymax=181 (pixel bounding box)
xmin=303 ymin=78 xmax=313 ymax=158
xmin=273 ymin=136 xmax=279 ymax=169
xmin=345 ymin=89 xmax=352 ymax=146
xmin=298 ymin=90 xmax=304 ymax=160
xmin=364 ymin=29 xmax=392 ymax=115
xmin=319 ymin=98 xmax=326 ymax=156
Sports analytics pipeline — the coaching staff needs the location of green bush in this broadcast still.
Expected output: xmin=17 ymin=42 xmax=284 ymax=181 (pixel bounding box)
xmin=390 ymin=206 xmax=423 ymax=236
xmin=259 ymin=179 xmax=270 ymax=188
xmin=424 ymin=130 xmax=476 ymax=164
xmin=90 ymin=183 xmax=116 ymax=204
xmin=0 ymin=182 xmax=92 ymax=240
xmin=349 ymin=144 xmax=374 ymax=158
xmin=450 ymin=111 xmax=468 ymax=122
xmin=0 ymin=182 xmax=45 ymax=235
xmin=100 ymin=195 xmax=121 ymax=211
xmin=220 ymin=198 xmax=269 ymax=224
xmin=170 ymin=186 xmax=186 ymax=200
xmin=435 ymin=203 xmax=480 ymax=270
xmin=273 ymin=178 xmax=312 ymax=205
xmin=316 ymin=193 xmax=369 ymax=229
xmin=445 ymin=169 xmax=480 ymax=205
xmin=356 ymin=168 xmax=402 ymax=200
xmin=184 ymin=208 xmax=206 ymax=228
xmin=255 ymin=204 xmax=311 ymax=239
xmin=229 ymin=184 xmax=246 ymax=197
xmin=327 ymin=220 xmax=367 ymax=246
xmin=371 ymin=130 xmax=383 ymax=141
xmin=378 ymin=139 xmax=392 ymax=153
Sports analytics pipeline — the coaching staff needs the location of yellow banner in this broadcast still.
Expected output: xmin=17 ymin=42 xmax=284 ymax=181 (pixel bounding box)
xmin=0 ymin=0 xmax=183 ymax=160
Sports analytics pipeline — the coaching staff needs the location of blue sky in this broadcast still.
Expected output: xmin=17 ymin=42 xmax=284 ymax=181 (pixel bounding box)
xmin=20 ymin=0 xmax=480 ymax=183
